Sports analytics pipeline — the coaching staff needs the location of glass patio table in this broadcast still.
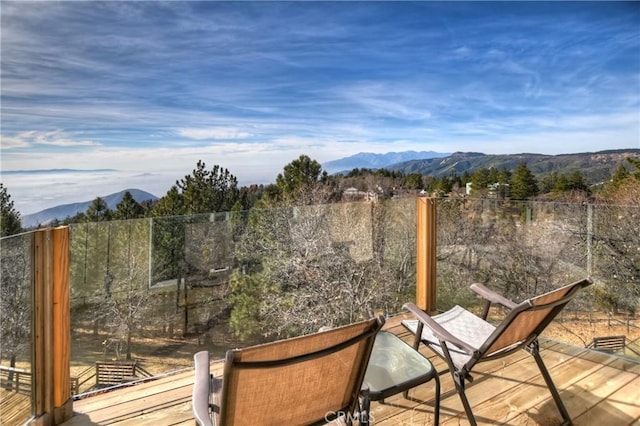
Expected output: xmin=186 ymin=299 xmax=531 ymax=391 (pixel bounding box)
xmin=360 ymin=330 xmax=440 ymax=425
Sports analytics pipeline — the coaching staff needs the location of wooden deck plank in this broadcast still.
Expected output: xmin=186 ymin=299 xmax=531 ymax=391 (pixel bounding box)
xmin=72 ymin=362 xmax=226 ymax=424
xmin=79 ymin=386 xmax=192 ymax=423
xmin=570 ymin=367 xmax=640 ymax=425
xmin=109 ymin=399 xmax=193 ymax=426
xmin=572 ymin=379 xmax=640 ymax=426
xmin=467 ymin=351 xmax=610 ymax=425
xmin=565 ymin=361 xmax=638 ymax=414
xmin=73 ymin=373 xmax=194 ymax=412
xmin=0 ymin=389 xmax=32 ymax=426
xmin=59 ymin=314 xmax=640 ymax=426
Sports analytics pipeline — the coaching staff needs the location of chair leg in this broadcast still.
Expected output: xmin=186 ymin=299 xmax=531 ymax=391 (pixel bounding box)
xmin=360 ymin=388 xmax=370 ymax=426
xmin=433 ymin=370 xmax=441 ymax=426
xmin=453 ymin=371 xmax=477 ymax=426
xmin=441 ymin=341 xmax=477 ymax=426
xmin=531 ymin=345 xmax=572 ymax=425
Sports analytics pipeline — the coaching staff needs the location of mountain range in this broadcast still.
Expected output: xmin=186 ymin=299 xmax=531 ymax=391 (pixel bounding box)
xmin=387 ymin=149 xmax=640 ymax=184
xmin=322 ymin=150 xmax=450 ymax=174
xmin=22 ymin=189 xmax=158 ymax=228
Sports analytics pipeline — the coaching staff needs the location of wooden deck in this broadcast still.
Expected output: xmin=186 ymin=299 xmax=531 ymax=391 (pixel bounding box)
xmin=61 ymin=314 xmax=640 ymax=426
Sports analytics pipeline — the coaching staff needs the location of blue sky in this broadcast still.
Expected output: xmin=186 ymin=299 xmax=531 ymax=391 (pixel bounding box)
xmin=1 ymin=1 xmax=639 ymax=215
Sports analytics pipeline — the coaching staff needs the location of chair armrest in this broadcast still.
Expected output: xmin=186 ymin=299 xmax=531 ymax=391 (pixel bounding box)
xmin=193 ymin=351 xmax=214 ymax=426
xmin=470 ymin=283 xmax=518 ymax=310
xmin=403 ymin=303 xmax=476 ymax=354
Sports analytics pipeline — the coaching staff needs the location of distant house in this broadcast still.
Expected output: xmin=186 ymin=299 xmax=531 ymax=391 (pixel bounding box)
xmin=342 ymin=187 xmax=364 ymax=200
xmin=344 ymin=187 xmax=360 ymax=197
xmin=466 ymin=182 xmax=508 ymax=198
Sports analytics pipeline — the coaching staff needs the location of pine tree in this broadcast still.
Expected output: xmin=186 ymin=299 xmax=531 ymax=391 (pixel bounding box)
xmin=152 ymin=186 xmax=185 ymax=217
xmin=404 ymin=173 xmax=423 ymax=190
xmin=176 ymin=160 xmax=239 ymax=214
xmin=272 ymin=155 xmax=329 ymax=205
xmin=611 ymin=164 xmax=630 ymax=188
xmin=628 ymin=157 xmax=640 ymax=180
xmin=553 ymin=174 xmax=569 ymax=192
xmin=470 ymin=167 xmax=491 ymax=195
xmin=86 ymin=197 xmax=111 ymax=222
xmin=0 ymin=183 xmax=22 ymax=236
xmin=276 ymin=155 xmax=323 ymax=196
xmin=115 ymin=191 xmax=145 ymax=219
xmin=567 ymin=171 xmax=590 ymax=193
xmin=510 ymin=161 xmax=539 ymax=199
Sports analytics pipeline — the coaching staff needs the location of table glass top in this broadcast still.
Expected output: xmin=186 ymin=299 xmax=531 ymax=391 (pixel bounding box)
xmin=363 ymin=331 xmax=434 ymax=392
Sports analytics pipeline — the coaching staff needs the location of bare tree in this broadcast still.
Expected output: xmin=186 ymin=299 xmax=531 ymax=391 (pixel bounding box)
xmin=229 ymin=201 xmax=410 ymax=340
xmin=434 ymin=199 xmax=590 ymax=310
xmin=100 ymin=219 xmax=152 ymax=360
xmin=0 ymin=234 xmax=32 ymax=386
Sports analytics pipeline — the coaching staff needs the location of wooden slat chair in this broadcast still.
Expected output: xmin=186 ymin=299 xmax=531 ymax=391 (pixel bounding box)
xmin=95 ymin=361 xmax=137 ymax=387
xmin=193 ymin=316 xmax=384 ymax=426
xmin=587 ymin=335 xmax=626 ymax=353
xmin=402 ymin=278 xmax=592 ymax=426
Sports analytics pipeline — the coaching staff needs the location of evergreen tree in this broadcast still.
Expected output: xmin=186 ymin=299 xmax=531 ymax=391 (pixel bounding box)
xmin=540 ymin=172 xmax=559 ymax=193
xmin=497 ymin=168 xmax=512 ymax=185
xmin=510 ymin=161 xmax=539 ymax=199
xmin=470 ymin=167 xmax=491 ymax=195
xmin=153 ymin=186 xmax=185 ymax=217
xmin=602 ymin=158 xmax=640 ymax=205
xmin=276 ymin=154 xmax=323 ymax=196
xmin=85 ymin=197 xmax=111 ymax=222
xmin=115 ymin=191 xmax=145 ymax=219
xmin=236 ymin=185 xmax=264 ymax=211
xmin=270 ymin=155 xmax=333 ymax=205
xmin=176 ymin=160 xmax=239 ymax=214
xmin=567 ymin=171 xmax=590 ymax=193
xmin=460 ymin=171 xmax=472 ymax=187
xmin=628 ymin=157 xmax=640 ymax=180
xmin=432 ymin=175 xmax=453 ymax=195
xmin=611 ymin=164 xmax=630 ymax=188
xmin=553 ymin=174 xmax=569 ymax=192
xmin=487 ymin=167 xmax=500 ymax=185
xmin=0 ymin=183 xmax=22 ymax=236
xmin=404 ymin=173 xmax=423 ymax=189
xmin=496 ymin=167 xmax=512 ymax=198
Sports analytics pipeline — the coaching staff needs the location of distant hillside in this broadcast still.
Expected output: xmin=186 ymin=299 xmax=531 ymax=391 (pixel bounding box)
xmin=389 ymin=149 xmax=640 ymax=184
xmin=323 ymin=151 xmax=450 ymax=174
xmin=23 ymin=189 xmax=158 ymax=228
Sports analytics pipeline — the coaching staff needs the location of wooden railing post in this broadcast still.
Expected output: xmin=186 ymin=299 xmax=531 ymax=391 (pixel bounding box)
xmin=52 ymin=227 xmax=72 ymax=423
xmin=416 ymin=198 xmax=437 ymax=313
xmin=31 ymin=227 xmax=72 ymax=425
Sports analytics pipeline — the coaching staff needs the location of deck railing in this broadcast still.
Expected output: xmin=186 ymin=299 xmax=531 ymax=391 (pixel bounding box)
xmin=0 ymin=366 xmax=32 ymax=395
xmin=1 ymin=197 xmax=639 ymax=425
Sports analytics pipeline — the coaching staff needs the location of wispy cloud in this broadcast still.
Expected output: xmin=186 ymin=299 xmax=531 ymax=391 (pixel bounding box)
xmin=176 ymin=127 xmax=253 ymax=140
xmin=2 ymin=130 xmax=102 ymax=149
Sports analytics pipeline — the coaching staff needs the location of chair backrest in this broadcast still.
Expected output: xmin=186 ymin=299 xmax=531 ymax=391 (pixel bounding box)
xmin=219 ymin=316 xmax=384 ymax=425
xmin=479 ymin=278 xmax=592 ymax=359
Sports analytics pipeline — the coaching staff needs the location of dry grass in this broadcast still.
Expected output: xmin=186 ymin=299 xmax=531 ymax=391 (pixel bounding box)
xmin=68 ymin=325 xmax=236 ymax=380
xmin=545 ymin=311 xmax=640 ymax=348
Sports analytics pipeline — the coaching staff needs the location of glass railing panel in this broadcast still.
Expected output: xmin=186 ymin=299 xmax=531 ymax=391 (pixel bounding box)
xmin=0 ymin=231 xmax=34 ymax=424
xmin=379 ymin=197 xmax=417 ymax=314
xmin=68 ymin=200 xmax=418 ymax=394
xmin=583 ymin=203 xmax=640 ymax=360
xmin=434 ymin=199 xmax=639 ymax=361
xmin=228 ymin=201 xmax=398 ymax=339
